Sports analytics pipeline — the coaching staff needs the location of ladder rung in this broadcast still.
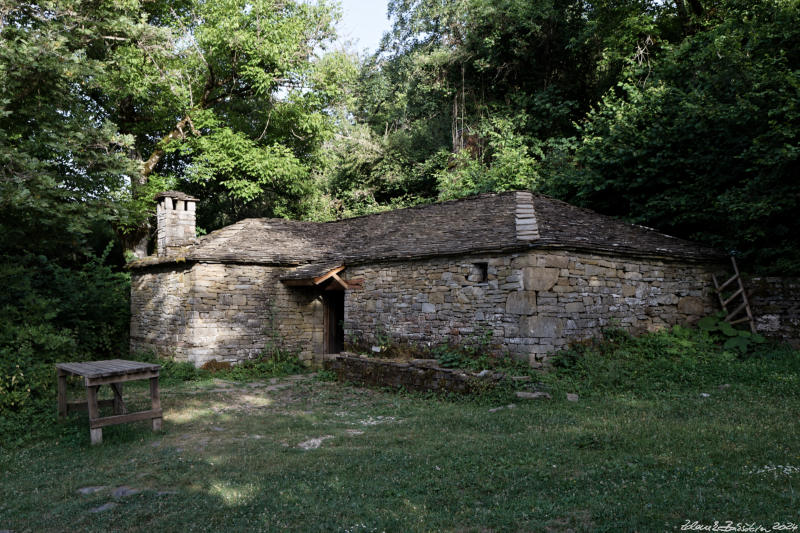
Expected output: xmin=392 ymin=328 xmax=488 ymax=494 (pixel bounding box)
xmin=729 ymin=317 xmax=751 ymax=325
xmin=722 ymin=287 xmax=744 ymax=307
xmin=717 ymin=275 xmax=738 ymax=292
xmin=725 ymin=301 xmax=747 ymax=322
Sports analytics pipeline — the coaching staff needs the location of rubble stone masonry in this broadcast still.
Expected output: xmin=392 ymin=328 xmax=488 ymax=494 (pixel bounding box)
xmin=130 ymin=249 xmax=718 ymax=367
xmin=344 ymin=250 xmax=716 ymax=366
xmin=130 ymin=262 xmax=324 ymax=366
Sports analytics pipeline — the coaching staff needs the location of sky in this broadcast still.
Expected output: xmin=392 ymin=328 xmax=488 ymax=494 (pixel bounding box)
xmin=336 ymin=0 xmax=393 ymax=54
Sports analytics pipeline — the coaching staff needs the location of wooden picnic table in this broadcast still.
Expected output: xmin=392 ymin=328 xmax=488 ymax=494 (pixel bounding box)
xmin=56 ymin=359 xmax=162 ymax=445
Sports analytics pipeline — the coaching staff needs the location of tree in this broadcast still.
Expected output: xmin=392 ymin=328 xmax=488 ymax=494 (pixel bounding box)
xmin=97 ymin=0 xmax=354 ymax=248
xmin=549 ymin=0 xmax=800 ymax=274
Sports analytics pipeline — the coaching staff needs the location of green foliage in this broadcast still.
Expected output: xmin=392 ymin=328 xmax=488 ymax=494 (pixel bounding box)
xmin=0 ymin=246 xmax=131 ymax=440
xmin=229 ymin=349 xmax=307 ymax=381
xmin=696 ymin=312 xmax=766 ymax=355
xmin=547 ymin=0 xmax=800 ymax=274
xmin=323 ymin=0 xmax=800 ymax=274
xmin=548 ymin=324 xmax=794 ymax=396
xmin=431 ymin=327 xmax=528 ymax=373
xmin=436 ymin=115 xmax=542 ymax=200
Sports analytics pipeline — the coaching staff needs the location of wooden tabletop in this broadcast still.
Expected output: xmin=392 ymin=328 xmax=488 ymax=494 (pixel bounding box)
xmin=56 ymin=359 xmax=160 ymax=379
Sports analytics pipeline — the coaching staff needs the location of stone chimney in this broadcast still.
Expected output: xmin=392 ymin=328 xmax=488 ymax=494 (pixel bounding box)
xmin=155 ymin=191 xmax=198 ymax=257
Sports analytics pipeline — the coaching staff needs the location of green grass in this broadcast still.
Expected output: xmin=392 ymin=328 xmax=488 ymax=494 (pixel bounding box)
xmin=2 ymin=330 xmax=799 ymax=531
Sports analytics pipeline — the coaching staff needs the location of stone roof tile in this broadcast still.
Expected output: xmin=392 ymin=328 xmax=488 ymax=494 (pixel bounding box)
xmin=129 ymin=191 xmax=724 ymax=271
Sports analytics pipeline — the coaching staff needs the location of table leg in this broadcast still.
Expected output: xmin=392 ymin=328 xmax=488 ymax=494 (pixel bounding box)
xmin=111 ymin=383 xmax=127 ymax=415
xmin=87 ymin=385 xmax=102 ymax=445
xmin=57 ymin=369 xmax=67 ymax=418
xmin=150 ymin=376 xmax=162 ymax=432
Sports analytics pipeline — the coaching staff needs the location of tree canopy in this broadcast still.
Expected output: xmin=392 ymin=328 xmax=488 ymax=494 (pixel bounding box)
xmin=323 ymin=0 xmax=799 ymax=275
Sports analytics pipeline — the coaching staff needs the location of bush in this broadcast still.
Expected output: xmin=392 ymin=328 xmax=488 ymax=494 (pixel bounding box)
xmin=0 ymin=247 xmax=130 ymax=446
xmin=548 ymin=325 xmax=800 ymax=396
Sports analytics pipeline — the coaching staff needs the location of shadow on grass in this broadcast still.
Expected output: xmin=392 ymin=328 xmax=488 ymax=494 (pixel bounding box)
xmin=3 ymin=374 xmax=800 ymax=532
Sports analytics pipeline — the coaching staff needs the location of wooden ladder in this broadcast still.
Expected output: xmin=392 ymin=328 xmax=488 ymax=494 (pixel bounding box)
xmin=711 ymin=256 xmax=756 ymax=334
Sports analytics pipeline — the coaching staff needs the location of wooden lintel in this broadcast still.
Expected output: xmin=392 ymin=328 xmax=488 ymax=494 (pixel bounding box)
xmin=282 ymin=279 xmax=315 ymax=287
xmin=282 ymin=265 xmax=346 ymax=287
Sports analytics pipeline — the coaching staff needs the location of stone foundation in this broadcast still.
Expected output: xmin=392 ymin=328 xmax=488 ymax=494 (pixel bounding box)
xmin=324 ymin=354 xmax=498 ymax=393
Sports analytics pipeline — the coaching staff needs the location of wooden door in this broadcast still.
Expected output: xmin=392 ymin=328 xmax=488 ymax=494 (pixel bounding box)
xmin=323 ymin=291 xmax=345 ymax=354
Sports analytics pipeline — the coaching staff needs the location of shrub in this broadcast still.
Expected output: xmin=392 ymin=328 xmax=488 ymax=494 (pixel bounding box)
xmin=0 ymin=247 xmax=130 ymax=446
xmin=548 ymin=324 xmax=799 ymax=396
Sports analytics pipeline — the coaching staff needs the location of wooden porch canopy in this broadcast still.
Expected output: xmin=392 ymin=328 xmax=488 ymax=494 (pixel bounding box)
xmin=281 ymin=265 xmax=351 ymax=290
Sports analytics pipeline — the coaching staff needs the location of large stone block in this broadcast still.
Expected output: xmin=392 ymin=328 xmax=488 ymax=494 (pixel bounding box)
xmin=677 ymin=296 xmax=705 ymax=315
xmin=523 ymin=267 xmax=560 ymax=291
xmin=505 ymin=291 xmax=537 ymax=315
xmin=520 ymin=316 xmax=564 ymax=339
xmin=543 ymin=254 xmax=570 ymax=269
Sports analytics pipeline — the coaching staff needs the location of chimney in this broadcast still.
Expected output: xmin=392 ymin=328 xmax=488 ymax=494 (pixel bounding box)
xmin=155 ymin=191 xmax=198 ymax=257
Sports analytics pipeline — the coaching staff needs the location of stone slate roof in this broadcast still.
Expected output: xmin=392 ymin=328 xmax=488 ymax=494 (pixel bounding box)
xmin=129 ymin=191 xmax=724 ymax=273
xmin=155 ymin=190 xmax=199 ymax=202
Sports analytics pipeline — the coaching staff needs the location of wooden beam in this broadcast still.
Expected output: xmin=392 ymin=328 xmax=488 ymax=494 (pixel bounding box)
xmin=327 ymin=273 xmax=349 ymax=290
xmin=282 ymin=265 xmax=346 ymax=287
xmin=86 ymin=370 xmax=159 ymax=387
xmin=89 ymin=409 xmax=164 ymax=429
xmin=312 ymin=265 xmax=346 ymax=285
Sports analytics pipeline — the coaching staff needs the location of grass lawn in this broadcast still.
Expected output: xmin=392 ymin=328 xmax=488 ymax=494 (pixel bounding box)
xmin=2 ymin=331 xmax=800 ymax=531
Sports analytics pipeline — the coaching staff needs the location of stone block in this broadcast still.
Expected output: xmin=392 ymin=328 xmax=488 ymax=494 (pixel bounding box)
xmin=523 ymin=267 xmax=560 ymax=291
xmin=429 ymin=292 xmax=445 ymax=304
xmin=585 ymin=264 xmax=615 ymax=277
xmin=543 ymin=254 xmax=570 ymax=269
xmin=565 ymin=302 xmax=584 ymax=313
xmin=505 ymin=291 xmax=537 ymax=315
xmin=520 ymin=316 xmax=563 ymax=338
xmin=677 ymin=296 xmax=705 ymax=315
xmin=622 ymin=285 xmax=637 ymax=297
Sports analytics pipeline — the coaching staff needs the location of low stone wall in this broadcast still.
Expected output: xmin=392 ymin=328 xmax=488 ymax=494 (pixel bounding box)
xmin=324 ymin=354 xmax=499 ymax=393
xmin=131 ymin=262 xmax=325 ymax=366
xmin=749 ymin=277 xmax=800 ymax=347
xmin=345 ymin=250 xmax=718 ymax=366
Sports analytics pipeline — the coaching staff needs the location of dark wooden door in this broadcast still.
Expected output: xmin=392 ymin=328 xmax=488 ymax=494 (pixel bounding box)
xmin=323 ymin=291 xmax=345 ymax=354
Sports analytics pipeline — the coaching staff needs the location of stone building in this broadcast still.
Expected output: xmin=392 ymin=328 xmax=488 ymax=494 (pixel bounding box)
xmin=129 ymin=190 xmax=724 ymax=367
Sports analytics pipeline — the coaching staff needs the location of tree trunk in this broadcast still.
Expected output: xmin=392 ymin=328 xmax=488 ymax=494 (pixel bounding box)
xmin=126 ymin=115 xmax=193 ymax=259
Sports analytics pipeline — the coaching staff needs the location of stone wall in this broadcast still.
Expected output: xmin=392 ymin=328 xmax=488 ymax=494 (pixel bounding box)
xmin=344 ymin=250 xmax=717 ymax=366
xmin=130 ymin=249 xmax=719 ymax=368
xmin=131 ymin=262 xmax=324 ymax=366
xmin=324 ymin=354 xmax=490 ymax=393
xmin=748 ymin=277 xmax=800 ymax=347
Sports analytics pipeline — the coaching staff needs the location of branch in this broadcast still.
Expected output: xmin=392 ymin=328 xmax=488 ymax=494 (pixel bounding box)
xmin=141 ymin=115 xmax=192 ymax=182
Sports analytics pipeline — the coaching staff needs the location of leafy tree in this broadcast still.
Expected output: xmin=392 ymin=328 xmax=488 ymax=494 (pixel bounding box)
xmin=549 ymin=0 xmax=800 ymax=274
xmin=0 ymin=0 xmax=353 ymax=431
xmin=100 ymin=0 xmax=355 ymax=242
